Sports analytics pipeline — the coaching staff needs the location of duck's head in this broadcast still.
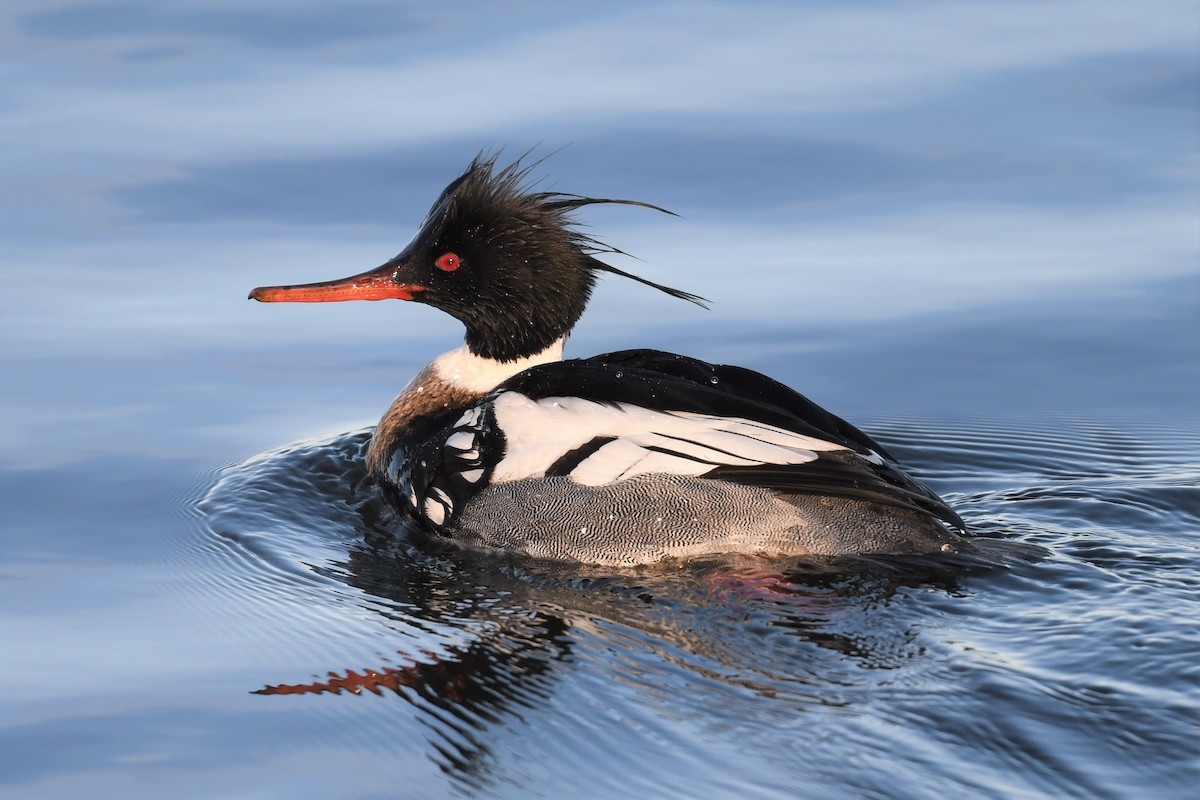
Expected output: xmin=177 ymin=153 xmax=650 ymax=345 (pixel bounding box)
xmin=249 ymin=154 xmax=705 ymax=363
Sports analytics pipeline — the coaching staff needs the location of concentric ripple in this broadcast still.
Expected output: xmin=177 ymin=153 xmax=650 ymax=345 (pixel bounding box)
xmin=194 ymin=416 xmax=1200 ymax=798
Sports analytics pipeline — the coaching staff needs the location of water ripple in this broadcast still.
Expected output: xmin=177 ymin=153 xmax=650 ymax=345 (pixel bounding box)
xmin=192 ymin=415 xmax=1200 ymax=798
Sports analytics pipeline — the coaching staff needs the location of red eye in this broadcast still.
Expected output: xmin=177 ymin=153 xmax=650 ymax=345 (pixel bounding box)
xmin=435 ymin=252 xmax=461 ymax=272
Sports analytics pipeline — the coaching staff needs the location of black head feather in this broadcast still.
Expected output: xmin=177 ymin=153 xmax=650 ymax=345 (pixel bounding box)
xmin=400 ymin=154 xmax=706 ymax=361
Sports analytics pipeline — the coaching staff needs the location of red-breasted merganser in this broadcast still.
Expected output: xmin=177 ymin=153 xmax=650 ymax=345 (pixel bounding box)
xmin=249 ymin=155 xmax=971 ymax=566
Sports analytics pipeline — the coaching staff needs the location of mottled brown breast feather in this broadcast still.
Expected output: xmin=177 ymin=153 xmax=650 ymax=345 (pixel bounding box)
xmin=366 ymin=364 xmax=483 ymax=479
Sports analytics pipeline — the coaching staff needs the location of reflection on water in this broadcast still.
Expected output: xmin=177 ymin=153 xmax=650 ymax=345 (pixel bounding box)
xmin=201 ymin=430 xmax=947 ymax=789
xmin=196 ymin=413 xmax=1194 ymax=797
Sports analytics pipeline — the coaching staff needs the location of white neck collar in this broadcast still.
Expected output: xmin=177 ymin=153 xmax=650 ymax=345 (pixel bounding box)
xmin=431 ymin=337 xmax=566 ymax=393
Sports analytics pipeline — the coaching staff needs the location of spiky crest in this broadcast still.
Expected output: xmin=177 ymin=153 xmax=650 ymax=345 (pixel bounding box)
xmin=441 ymin=153 xmax=708 ymax=309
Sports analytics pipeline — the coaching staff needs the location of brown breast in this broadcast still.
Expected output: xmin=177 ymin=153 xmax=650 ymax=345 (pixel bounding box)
xmin=365 ymin=363 xmax=484 ymax=480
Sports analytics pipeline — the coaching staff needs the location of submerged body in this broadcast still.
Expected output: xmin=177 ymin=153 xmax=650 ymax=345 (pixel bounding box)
xmin=251 ymin=156 xmax=972 ymax=565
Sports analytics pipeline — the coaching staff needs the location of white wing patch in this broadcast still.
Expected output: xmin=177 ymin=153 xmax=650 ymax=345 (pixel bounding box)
xmin=487 ymin=392 xmax=851 ymax=487
xmin=424 ymin=495 xmax=447 ymax=526
xmin=445 ymin=431 xmax=474 ymax=450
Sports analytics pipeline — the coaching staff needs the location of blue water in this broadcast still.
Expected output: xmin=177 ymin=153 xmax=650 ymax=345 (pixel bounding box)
xmin=2 ymin=2 xmax=1198 ymax=798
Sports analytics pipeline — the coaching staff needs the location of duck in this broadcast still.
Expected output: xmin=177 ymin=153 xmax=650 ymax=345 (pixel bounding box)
xmin=249 ymin=154 xmax=972 ymax=566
